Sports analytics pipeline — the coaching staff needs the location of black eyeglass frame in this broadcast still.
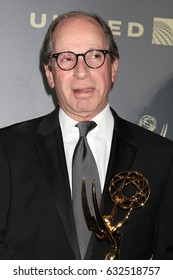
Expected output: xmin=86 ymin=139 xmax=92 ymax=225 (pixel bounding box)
xmin=49 ymin=49 xmax=109 ymax=71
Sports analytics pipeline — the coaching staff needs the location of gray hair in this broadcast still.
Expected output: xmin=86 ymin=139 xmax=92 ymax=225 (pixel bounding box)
xmin=40 ymin=11 xmax=119 ymax=69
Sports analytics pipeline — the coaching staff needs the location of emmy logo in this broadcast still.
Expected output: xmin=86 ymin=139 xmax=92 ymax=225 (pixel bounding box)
xmin=82 ymin=171 xmax=150 ymax=260
xmin=138 ymin=115 xmax=168 ymax=137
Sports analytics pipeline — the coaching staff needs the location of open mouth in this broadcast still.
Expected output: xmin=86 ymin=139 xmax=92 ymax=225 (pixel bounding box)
xmin=73 ymin=88 xmax=95 ymax=94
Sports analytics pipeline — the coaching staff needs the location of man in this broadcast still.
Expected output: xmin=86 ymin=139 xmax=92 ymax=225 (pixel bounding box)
xmin=0 ymin=11 xmax=173 ymax=260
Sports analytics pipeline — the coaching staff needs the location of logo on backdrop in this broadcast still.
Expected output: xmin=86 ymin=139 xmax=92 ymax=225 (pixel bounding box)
xmin=152 ymin=18 xmax=173 ymax=46
xmin=138 ymin=115 xmax=168 ymax=137
xmin=30 ymin=13 xmax=173 ymax=47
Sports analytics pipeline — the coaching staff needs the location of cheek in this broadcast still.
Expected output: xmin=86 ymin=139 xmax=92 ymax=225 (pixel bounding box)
xmin=54 ymin=70 xmax=71 ymax=88
xmin=54 ymin=76 xmax=72 ymax=101
xmin=53 ymin=72 xmax=65 ymax=92
xmin=97 ymin=71 xmax=112 ymax=92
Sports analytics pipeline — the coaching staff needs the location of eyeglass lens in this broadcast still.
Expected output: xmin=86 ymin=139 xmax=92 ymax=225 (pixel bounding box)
xmin=54 ymin=50 xmax=107 ymax=70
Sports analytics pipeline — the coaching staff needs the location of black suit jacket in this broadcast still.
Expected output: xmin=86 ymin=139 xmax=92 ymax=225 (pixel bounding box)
xmin=0 ymin=107 xmax=173 ymax=260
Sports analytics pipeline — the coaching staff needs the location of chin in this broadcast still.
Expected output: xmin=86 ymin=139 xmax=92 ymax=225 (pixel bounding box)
xmin=76 ymin=105 xmax=97 ymax=113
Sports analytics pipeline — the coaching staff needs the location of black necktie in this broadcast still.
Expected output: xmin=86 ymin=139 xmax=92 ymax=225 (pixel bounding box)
xmin=72 ymin=121 xmax=101 ymax=259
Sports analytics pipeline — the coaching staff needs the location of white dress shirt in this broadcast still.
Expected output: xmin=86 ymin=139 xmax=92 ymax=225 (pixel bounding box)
xmin=59 ymin=104 xmax=114 ymax=192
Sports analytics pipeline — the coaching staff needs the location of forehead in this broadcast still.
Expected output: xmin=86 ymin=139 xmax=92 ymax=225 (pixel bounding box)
xmin=51 ymin=15 xmax=107 ymax=50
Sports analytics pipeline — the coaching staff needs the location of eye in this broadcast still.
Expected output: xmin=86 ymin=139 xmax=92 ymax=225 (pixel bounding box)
xmin=58 ymin=53 xmax=75 ymax=64
xmin=86 ymin=50 xmax=103 ymax=62
xmin=92 ymin=52 xmax=102 ymax=59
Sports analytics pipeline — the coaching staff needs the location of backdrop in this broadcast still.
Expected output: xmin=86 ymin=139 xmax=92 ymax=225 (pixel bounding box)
xmin=0 ymin=0 xmax=173 ymax=140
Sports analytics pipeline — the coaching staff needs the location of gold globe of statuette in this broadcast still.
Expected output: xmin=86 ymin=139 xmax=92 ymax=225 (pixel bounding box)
xmin=109 ymin=171 xmax=150 ymax=210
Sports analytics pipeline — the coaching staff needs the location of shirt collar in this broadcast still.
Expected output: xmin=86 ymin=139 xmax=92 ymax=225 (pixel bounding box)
xmin=59 ymin=104 xmax=114 ymax=141
xmin=92 ymin=104 xmax=114 ymax=140
xmin=59 ymin=108 xmax=77 ymax=141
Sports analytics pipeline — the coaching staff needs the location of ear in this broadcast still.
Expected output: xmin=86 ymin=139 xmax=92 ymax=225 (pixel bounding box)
xmin=44 ymin=64 xmax=55 ymax=88
xmin=111 ymin=58 xmax=118 ymax=83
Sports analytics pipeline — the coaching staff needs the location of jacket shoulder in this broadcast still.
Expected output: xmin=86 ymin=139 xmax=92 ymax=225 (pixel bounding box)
xmin=0 ymin=116 xmax=45 ymax=154
xmin=0 ymin=116 xmax=43 ymax=137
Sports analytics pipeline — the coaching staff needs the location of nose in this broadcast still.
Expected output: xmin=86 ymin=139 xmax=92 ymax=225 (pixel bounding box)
xmin=73 ymin=56 xmax=91 ymax=79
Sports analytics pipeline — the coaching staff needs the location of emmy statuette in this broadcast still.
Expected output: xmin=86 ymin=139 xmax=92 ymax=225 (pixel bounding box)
xmin=82 ymin=171 xmax=150 ymax=260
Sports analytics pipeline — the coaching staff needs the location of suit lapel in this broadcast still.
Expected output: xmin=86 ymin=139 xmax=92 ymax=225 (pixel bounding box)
xmin=35 ymin=108 xmax=80 ymax=259
xmin=86 ymin=110 xmax=137 ymax=259
xmin=102 ymin=123 xmax=137 ymax=213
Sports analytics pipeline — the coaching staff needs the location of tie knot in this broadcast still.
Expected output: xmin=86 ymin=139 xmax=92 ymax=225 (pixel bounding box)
xmin=76 ymin=121 xmax=97 ymax=137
